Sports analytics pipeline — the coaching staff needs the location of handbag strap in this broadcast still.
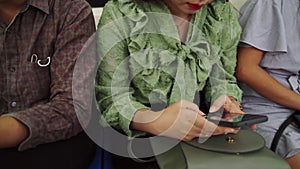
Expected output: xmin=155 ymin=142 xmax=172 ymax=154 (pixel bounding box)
xmin=271 ymin=111 xmax=300 ymax=152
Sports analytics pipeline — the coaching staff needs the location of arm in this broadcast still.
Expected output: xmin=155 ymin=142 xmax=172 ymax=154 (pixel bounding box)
xmin=235 ymin=47 xmax=300 ymax=111
xmin=204 ymin=2 xmax=243 ymax=113
xmin=0 ymin=116 xmax=29 ymax=148
xmin=95 ymin=2 xmax=148 ymax=137
xmin=131 ymin=100 xmax=238 ymax=141
xmin=218 ymin=2 xmax=242 ymax=102
xmin=1 ymin=1 xmax=96 ymax=150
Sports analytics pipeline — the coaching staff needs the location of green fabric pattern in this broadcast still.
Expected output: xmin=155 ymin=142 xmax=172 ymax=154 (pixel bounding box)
xmin=95 ymin=0 xmax=242 ymax=137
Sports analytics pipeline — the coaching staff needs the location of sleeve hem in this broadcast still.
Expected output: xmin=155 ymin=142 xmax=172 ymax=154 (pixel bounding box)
xmin=2 ymin=113 xmax=35 ymax=151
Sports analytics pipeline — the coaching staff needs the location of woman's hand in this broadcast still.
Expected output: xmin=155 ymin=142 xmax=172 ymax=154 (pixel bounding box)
xmin=209 ymin=95 xmax=256 ymax=129
xmin=131 ymin=100 xmax=238 ymax=141
xmin=209 ymin=95 xmax=244 ymax=114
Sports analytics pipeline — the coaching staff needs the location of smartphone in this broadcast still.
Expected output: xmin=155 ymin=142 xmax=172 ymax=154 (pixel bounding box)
xmin=207 ymin=111 xmax=268 ymax=128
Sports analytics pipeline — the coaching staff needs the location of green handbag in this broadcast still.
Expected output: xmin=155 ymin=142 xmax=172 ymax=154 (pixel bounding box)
xmin=151 ymin=130 xmax=291 ymax=169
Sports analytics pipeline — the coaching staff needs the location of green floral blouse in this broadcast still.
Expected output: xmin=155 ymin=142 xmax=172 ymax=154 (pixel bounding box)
xmin=95 ymin=0 xmax=242 ymax=137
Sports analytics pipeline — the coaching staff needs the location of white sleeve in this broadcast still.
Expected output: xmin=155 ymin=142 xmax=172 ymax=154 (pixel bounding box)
xmin=239 ymin=0 xmax=287 ymax=52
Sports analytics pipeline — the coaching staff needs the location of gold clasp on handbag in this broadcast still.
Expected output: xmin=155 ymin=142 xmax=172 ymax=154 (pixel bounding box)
xmin=226 ymin=136 xmax=235 ymax=143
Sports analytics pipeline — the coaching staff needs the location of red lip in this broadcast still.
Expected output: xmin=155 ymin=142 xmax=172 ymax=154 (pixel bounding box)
xmin=188 ymin=3 xmax=203 ymax=11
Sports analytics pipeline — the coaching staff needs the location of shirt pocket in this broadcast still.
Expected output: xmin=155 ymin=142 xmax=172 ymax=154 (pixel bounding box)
xmin=23 ymin=54 xmax=51 ymax=102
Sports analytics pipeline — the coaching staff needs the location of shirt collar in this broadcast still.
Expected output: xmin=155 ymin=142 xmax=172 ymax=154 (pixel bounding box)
xmin=24 ymin=0 xmax=50 ymax=14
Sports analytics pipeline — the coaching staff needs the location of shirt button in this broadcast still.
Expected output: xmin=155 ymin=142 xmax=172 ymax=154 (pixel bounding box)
xmin=10 ymin=101 xmax=17 ymax=108
xmin=8 ymin=67 xmax=16 ymax=72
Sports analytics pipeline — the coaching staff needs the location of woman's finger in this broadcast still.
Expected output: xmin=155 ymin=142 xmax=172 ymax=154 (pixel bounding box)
xmin=209 ymin=95 xmax=226 ymax=112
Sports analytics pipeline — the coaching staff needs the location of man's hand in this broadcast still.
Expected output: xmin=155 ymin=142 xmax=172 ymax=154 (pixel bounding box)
xmin=0 ymin=116 xmax=29 ymax=148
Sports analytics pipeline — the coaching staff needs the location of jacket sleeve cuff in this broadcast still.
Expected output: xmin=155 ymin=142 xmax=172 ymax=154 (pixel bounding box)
xmin=118 ymin=102 xmax=149 ymax=138
xmin=2 ymin=113 xmax=37 ymax=151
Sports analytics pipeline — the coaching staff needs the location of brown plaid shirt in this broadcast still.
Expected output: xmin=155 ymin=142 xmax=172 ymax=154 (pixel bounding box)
xmin=0 ymin=0 xmax=95 ymax=150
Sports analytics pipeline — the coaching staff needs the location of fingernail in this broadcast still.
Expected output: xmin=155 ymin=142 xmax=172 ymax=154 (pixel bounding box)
xmin=198 ymin=111 xmax=206 ymax=116
xmin=224 ymin=128 xmax=235 ymax=134
xmin=209 ymin=106 xmax=218 ymax=112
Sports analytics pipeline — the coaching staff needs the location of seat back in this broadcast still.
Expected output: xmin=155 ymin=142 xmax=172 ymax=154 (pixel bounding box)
xmin=88 ymin=147 xmax=112 ymax=169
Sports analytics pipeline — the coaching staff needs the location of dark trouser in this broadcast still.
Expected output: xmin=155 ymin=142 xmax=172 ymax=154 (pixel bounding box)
xmin=111 ymin=154 xmax=160 ymax=169
xmin=0 ymin=132 xmax=96 ymax=169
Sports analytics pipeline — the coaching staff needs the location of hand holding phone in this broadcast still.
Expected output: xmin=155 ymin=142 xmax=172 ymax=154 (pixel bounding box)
xmin=207 ymin=110 xmax=268 ymax=128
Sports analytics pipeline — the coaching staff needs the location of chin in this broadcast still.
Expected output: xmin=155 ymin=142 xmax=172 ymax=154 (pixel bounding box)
xmin=187 ymin=10 xmax=197 ymax=15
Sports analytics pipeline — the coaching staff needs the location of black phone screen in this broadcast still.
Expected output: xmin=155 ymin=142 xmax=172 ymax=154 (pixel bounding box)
xmin=207 ymin=113 xmax=268 ymax=128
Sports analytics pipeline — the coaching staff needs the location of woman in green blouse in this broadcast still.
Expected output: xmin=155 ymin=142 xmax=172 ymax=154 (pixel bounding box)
xmin=96 ymin=0 xmax=243 ymax=144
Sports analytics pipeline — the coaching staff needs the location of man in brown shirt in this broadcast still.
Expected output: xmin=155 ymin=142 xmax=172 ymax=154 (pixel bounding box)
xmin=0 ymin=0 xmax=96 ymax=168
